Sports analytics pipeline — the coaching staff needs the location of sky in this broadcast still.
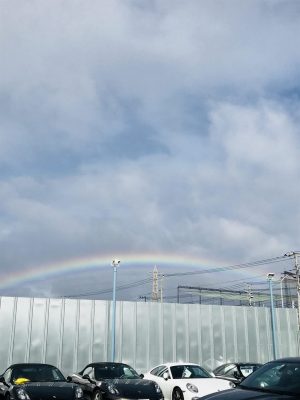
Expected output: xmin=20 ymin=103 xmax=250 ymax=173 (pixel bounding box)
xmin=0 ymin=0 xmax=300 ymax=301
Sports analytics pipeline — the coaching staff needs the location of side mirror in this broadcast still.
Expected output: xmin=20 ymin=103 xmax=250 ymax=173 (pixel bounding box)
xmin=163 ymin=372 xmax=169 ymax=381
xmin=66 ymin=376 xmax=72 ymax=382
xmin=140 ymin=374 xmax=144 ymax=379
xmin=0 ymin=376 xmax=5 ymax=383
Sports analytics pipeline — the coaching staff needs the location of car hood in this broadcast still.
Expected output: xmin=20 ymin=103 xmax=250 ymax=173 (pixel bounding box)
xmin=174 ymin=377 xmax=232 ymax=390
xmin=201 ymin=387 xmax=297 ymax=400
xmin=102 ymin=378 xmax=160 ymax=398
xmin=18 ymin=381 xmax=77 ymax=400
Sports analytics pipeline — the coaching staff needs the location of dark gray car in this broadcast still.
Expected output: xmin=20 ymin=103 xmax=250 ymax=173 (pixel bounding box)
xmin=201 ymin=358 xmax=300 ymax=400
xmin=0 ymin=363 xmax=84 ymax=400
xmin=70 ymin=362 xmax=164 ymax=400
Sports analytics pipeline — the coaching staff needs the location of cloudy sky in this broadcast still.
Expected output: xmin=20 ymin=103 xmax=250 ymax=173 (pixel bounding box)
xmin=0 ymin=0 xmax=300 ymax=301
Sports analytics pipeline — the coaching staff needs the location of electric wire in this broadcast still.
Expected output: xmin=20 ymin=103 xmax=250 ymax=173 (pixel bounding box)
xmin=63 ymin=254 xmax=292 ymax=299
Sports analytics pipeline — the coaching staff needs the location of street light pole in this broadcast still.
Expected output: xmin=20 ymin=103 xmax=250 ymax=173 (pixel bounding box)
xmin=267 ymin=273 xmax=278 ymax=360
xmin=280 ymin=275 xmax=285 ymax=308
xmin=111 ymin=259 xmax=120 ymax=362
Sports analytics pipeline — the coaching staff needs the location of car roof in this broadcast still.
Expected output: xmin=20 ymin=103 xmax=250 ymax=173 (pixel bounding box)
xmin=8 ymin=363 xmax=57 ymax=368
xmin=152 ymin=362 xmax=203 ymax=368
xmin=85 ymin=362 xmax=130 ymax=368
xmin=215 ymin=362 xmax=261 ymax=367
xmin=237 ymin=362 xmax=261 ymax=365
xmin=270 ymin=357 xmax=300 ymax=363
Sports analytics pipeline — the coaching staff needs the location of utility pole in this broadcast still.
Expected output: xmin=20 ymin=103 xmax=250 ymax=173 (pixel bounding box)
xmin=295 ymin=253 xmax=300 ymax=329
xmin=284 ymin=251 xmax=300 ymax=330
xmin=285 ymin=251 xmax=300 ymax=340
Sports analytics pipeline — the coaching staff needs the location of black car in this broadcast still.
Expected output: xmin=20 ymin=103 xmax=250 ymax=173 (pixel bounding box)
xmin=213 ymin=362 xmax=262 ymax=384
xmin=70 ymin=362 xmax=164 ymax=400
xmin=201 ymin=357 xmax=300 ymax=399
xmin=0 ymin=363 xmax=84 ymax=400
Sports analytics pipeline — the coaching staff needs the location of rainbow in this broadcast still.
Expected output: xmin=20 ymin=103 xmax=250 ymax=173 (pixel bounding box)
xmin=0 ymin=252 xmax=229 ymax=290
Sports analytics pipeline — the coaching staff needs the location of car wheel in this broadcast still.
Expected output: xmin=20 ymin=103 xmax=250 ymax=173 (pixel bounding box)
xmin=172 ymin=387 xmax=183 ymax=400
xmin=92 ymin=389 xmax=102 ymax=400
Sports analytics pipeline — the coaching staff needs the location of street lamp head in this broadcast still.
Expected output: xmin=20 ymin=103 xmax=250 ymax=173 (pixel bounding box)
xmin=111 ymin=259 xmax=121 ymax=267
xmin=267 ymin=272 xmax=275 ymax=280
xmin=284 ymin=251 xmax=294 ymax=257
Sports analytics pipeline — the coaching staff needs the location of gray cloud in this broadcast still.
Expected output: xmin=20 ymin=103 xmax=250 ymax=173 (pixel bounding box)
xmin=1 ymin=0 xmax=300 ymax=298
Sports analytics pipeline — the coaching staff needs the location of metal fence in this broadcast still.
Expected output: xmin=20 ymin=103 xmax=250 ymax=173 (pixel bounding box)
xmin=0 ymin=296 xmax=298 ymax=376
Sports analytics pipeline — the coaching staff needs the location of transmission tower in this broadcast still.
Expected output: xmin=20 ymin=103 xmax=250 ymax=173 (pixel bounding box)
xmin=152 ymin=265 xmax=159 ymax=301
xmin=245 ymin=284 xmax=254 ymax=306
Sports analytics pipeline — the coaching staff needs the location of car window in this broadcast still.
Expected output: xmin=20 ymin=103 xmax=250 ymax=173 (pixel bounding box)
xmin=121 ymin=366 xmax=139 ymax=378
xmin=151 ymin=366 xmax=166 ymax=377
xmin=94 ymin=365 xmax=139 ymax=380
xmin=240 ymin=365 xmax=258 ymax=377
xmin=82 ymin=367 xmax=93 ymax=377
xmin=224 ymin=366 xmax=239 ymax=378
xmin=11 ymin=365 xmax=65 ymax=383
xmin=170 ymin=365 xmax=211 ymax=379
xmin=213 ymin=365 xmax=228 ymax=375
xmin=119 ymin=365 xmax=140 ymax=379
xmin=220 ymin=364 xmax=236 ymax=375
xmin=4 ymin=369 xmax=12 ymax=383
xmin=94 ymin=366 xmax=116 ymax=380
xmin=150 ymin=366 xmax=161 ymax=376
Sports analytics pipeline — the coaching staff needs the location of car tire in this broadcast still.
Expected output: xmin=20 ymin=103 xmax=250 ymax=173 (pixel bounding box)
xmin=172 ymin=387 xmax=183 ymax=400
xmin=91 ymin=389 xmax=102 ymax=400
xmin=5 ymin=394 xmax=10 ymax=400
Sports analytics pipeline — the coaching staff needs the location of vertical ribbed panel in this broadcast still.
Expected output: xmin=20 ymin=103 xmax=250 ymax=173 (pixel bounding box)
xmin=0 ymin=296 xmax=298 ymax=375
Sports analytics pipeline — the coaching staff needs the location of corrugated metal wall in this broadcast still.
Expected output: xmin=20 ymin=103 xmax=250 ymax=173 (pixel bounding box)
xmin=0 ymin=296 xmax=298 ymax=376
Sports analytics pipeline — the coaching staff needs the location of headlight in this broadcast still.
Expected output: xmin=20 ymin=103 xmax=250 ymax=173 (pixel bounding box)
xmin=186 ymin=383 xmax=198 ymax=393
xmin=16 ymin=388 xmax=30 ymax=400
xmin=75 ymin=386 xmax=84 ymax=398
xmin=107 ymin=384 xmax=119 ymax=395
xmin=154 ymin=383 xmax=162 ymax=393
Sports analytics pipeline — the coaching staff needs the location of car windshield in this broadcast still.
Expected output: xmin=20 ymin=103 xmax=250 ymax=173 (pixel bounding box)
xmin=94 ymin=364 xmax=140 ymax=380
xmin=240 ymin=361 xmax=300 ymax=395
xmin=12 ymin=365 xmax=66 ymax=383
xmin=170 ymin=365 xmax=211 ymax=379
xmin=239 ymin=364 xmax=261 ymax=378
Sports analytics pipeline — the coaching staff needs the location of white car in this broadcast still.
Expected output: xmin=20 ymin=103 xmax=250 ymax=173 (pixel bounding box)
xmin=143 ymin=362 xmax=234 ymax=400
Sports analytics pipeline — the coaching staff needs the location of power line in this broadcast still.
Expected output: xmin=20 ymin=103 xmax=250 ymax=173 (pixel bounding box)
xmin=63 ymin=276 xmax=153 ymax=298
xmin=62 ymin=254 xmax=291 ymax=299
xmin=164 ymin=255 xmax=289 ymax=278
